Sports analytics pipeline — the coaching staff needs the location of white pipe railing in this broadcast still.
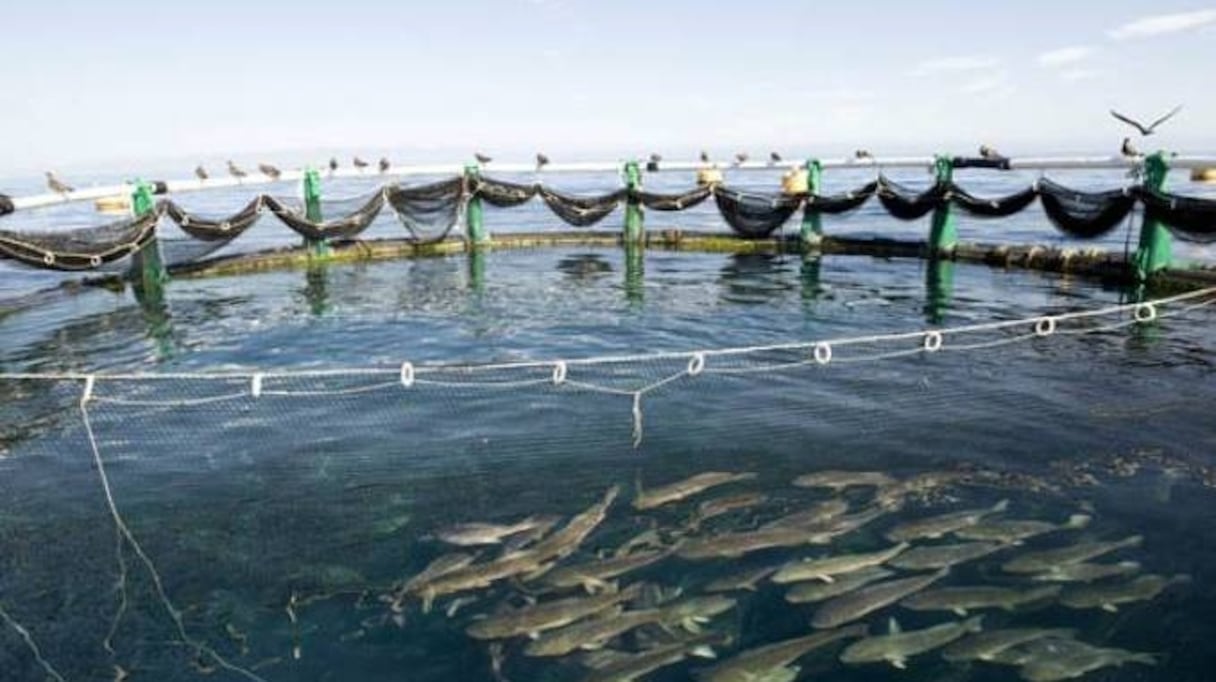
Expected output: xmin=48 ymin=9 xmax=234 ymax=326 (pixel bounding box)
xmin=9 ymin=155 xmax=1216 ymax=212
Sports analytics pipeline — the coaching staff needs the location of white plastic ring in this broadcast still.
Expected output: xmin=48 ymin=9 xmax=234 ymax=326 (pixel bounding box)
xmin=923 ymin=331 xmax=944 ymax=352
xmin=552 ymin=361 xmax=568 ymax=385
xmin=687 ymin=353 xmax=705 ymax=376
xmin=1034 ymin=317 xmax=1057 ymax=337
xmin=813 ymin=343 xmax=833 ymax=365
xmin=43 ymin=252 xmax=55 ymax=265
xmin=400 ymin=362 xmax=415 ymax=388
xmin=1134 ymin=302 xmax=1158 ymax=323
xmin=220 ymin=221 xmax=232 ymax=232
xmin=181 ymin=216 xmax=191 ymax=227
xmin=89 ymin=255 xmax=102 ymax=267
xmin=250 ymin=373 xmax=264 ymax=398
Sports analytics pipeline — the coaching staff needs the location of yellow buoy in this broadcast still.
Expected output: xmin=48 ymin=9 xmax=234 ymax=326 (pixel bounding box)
xmin=781 ymin=167 xmax=809 ymax=195
xmin=696 ymin=165 xmax=724 ymax=187
xmin=1191 ymin=167 xmax=1216 ymax=183
xmin=94 ymin=195 xmax=131 ymax=215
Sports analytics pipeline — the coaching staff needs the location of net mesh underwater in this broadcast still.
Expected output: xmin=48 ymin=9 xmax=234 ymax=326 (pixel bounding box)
xmin=2 ymin=277 xmax=1216 ymax=682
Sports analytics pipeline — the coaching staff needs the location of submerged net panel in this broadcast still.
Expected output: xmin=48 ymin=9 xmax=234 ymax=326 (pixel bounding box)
xmin=263 ymin=191 xmax=386 ymax=242
xmin=806 ymin=181 xmax=878 ymax=215
xmin=949 ymin=184 xmax=1039 ymax=218
xmin=538 ymin=187 xmax=627 ymax=227
xmin=160 ymin=197 xmax=264 ymax=242
xmin=713 ymin=187 xmax=804 ymax=238
xmin=1138 ymin=189 xmax=1216 ymax=243
xmin=473 ymin=177 xmax=539 ymax=208
xmin=635 ymin=186 xmax=713 ymax=212
xmin=876 ymin=177 xmax=948 ymax=220
xmin=0 ymin=210 xmax=160 ymax=271
xmin=1038 ymin=178 xmax=1137 ymax=239
xmin=384 ymin=178 xmax=465 ymax=243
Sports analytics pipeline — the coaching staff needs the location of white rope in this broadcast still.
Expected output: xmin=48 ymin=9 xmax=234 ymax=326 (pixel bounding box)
xmin=0 ymin=602 xmax=67 ymax=682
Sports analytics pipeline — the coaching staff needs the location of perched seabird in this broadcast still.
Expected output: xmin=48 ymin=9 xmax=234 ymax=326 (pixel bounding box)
xmin=194 ymin=165 xmax=208 ymax=182
xmin=227 ymin=161 xmax=247 ymax=182
xmin=979 ymin=144 xmax=1003 ymax=160
xmin=854 ymin=149 xmax=874 ymax=162
xmin=536 ymin=152 xmax=550 ymax=171
xmin=699 ymin=150 xmax=710 ymax=163
xmin=258 ymin=163 xmax=282 ymax=180
xmin=353 ymin=156 xmax=369 ymax=172
xmin=45 ymin=171 xmax=74 ymax=195
xmin=474 ymin=152 xmax=493 ymax=165
xmin=1111 ymin=105 xmax=1182 ymax=136
xmin=328 ymin=157 xmax=339 ymax=174
xmin=769 ymin=151 xmax=782 ymax=165
xmin=733 ymin=152 xmax=749 ymax=167
xmin=646 ymin=152 xmax=662 ymax=172
xmin=1121 ymin=137 xmax=1142 ymax=158
xmin=378 ymin=157 xmax=391 ymax=174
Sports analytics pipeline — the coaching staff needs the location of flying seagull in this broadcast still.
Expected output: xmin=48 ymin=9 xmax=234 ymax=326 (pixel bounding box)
xmin=378 ymin=157 xmax=391 ymax=174
xmin=194 ymin=165 xmax=208 ymax=182
xmin=258 ymin=163 xmax=282 ymax=181
xmin=45 ymin=171 xmax=74 ymax=195
xmin=1121 ymin=137 xmax=1141 ymax=159
xmin=474 ymin=152 xmax=492 ymax=165
xmin=536 ymin=152 xmax=550 ymax=171
xmin=353 ymin=156 xmax=369 ymax=172
xmin=769 ymin=151 xmax=782 ymax=165
xmin=1110 ymin=105 xmax=1182 ymax=136
xmin=227 ymin=161 xmax=247 ymax=182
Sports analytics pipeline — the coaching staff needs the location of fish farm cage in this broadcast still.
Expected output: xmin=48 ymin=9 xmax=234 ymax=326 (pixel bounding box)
xmin=1 ymin=152 xmax=1216 ymax=682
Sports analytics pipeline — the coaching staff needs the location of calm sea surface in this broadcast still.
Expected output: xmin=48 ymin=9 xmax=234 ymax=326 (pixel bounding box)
xmin=0 ymin=167 xmax=1215 ymax=681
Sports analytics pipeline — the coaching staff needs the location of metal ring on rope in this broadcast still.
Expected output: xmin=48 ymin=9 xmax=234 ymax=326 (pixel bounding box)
xmin=687 ymin=352 xmax=706 ymax=376
xmin=923 ymin=331 xmax=944 ymax=352
xmin=42 ymin=252 xmax=55 ymax=265
xmin=1134 ymin=302 xmax=1158 ymax=323
xmin=813 ymin=342 xmax=833 ymax=365
xmin=552 ymin=361 xmax=568 ymax=385
xmin=400 ymin=362 xmax=415 ymax=388
xmin=1034 ymin=316 xmax=1057 ymax=337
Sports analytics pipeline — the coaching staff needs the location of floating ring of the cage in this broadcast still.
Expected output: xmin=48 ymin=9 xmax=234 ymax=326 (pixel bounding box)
xmin=250 ymin=373 xmax=264 ymax=398
xmin=400 ymin=362 xmax=416 ymax=388
xmin=813 ymin=342 xmax=833 ymax=365
xmin=923 ymin=330 xmax=944 ymax=352
xmin=552 ymin=361 xmax=568 ymax=385
xmin=687 ymin=353 xmax=706 ymax=376
xmin=1134 ymin=302 xmax=1158 ymax=323
xmin=1034 ymin=317 xmax=1057 ymax=337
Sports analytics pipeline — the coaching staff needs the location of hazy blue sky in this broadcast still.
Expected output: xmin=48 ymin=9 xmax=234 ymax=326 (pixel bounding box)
xmin=2 ymin=0 xmax=1214 ymax=173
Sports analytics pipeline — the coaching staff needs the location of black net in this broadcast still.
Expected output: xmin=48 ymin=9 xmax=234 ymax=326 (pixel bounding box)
xmin=0 ymin=193 xmax=13 ymax=217
xmin=0 ymin=210 xmax=159 ymax=271
xmin=473 ymin=176 xmax=539 ymax=208
xmin=263 ymin=191 xmax=385 ymax=242
xmin=876 ymin=177 xmax=948 ymax=220
xmin=1038 ymin=178 xmax=1137 ymax=239
xmin=1138 ymin=188 xmax=1216 ymax=243
xmin=806 ymin=181 xmax=878 ymax=215
xmin=538 ymin=187 xmax=627 ymax=227
xmin=713 ymin=187 xmax=804 ymax=238
xmin=160 ymin=197 xmax=264 ymax=242
xmin=949 ymin=184 xmax=1039 ymax=218
xmin=385 ymin=178 xmax=465 ymax=243
xmin=635 ymin=186 xmax=713 ymax=211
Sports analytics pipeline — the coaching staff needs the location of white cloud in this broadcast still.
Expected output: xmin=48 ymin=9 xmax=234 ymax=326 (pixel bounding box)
xmin=911 ymin=55 xmax=1000 ymax=77
xmin=960 ymin=73 xmax=1014 ymax=96
xmin=1059 ymin=68 xmax=1101 ymax=82
xmin=1037 ymin=46 xmax=1096 ymax=67
xmin=1108 ymin=9 xmax=1216 ymax=39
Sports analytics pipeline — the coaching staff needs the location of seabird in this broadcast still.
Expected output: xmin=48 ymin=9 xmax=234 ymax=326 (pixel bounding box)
xmin=353 ymin=156 xmax=369 ymax=172
xmin=733 ymin=152 xmax=749 ymax=167
xmin=646 ymin=153 xmax=662 ymax=172
xmin=227 ymin=161 xmax=247 ymax=182
xmin=258 ymin=163 xmax=282 ymax=180
xmin=194 ymin=165 xmax=208 ymax=181
xmin=769 ymin=151 xmax=782 ymax=165
xmin=979 ymin=144 xmax=1003 ymax=160
xmin=1121 ymin=137 xmax=1141 ymax=158
xmin=536 ymin=152 xmax=550 ymax=171
xmin=474 ymin=152 xmax=493 ymax=165
xmin=854 ymin=149 xmax=874 ymax=162
xmin=378 ymin=157 xmax=391 ymax=174
xmin=699 ymin=150 xmax=710 ymax=163
xmin=1110 ymin=106 xmax=1182 ymax=136
xmin=328 ymin=157 xmax=339 ymax=174
xmin=45 ymin=171 xmax=74 ymax=195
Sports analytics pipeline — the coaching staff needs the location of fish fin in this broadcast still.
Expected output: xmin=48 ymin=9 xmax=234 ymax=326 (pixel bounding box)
xmin=818 ymin=575 xmax=835 ymax=584
xmin=1102 ymin=603 xmax=1119 ymax=613
xmin=890 ymin=658 xmax=907 ymax=670
xmin=991 ymin=499 xmax=1010 ymax=513
xmin=580 ymin=642 xmax=604 ymax=651
xmin=693 ymin=616 xmax=711 ymax=624
xmin=522 ymin=595 xmax=537 ymax=607
xmin=690 ymin=646 xmax=717 ymax=660
xmin=952 ymin=608 xmax=967 ymax=617
xmin=1122 ymin=535 xmax=1145 ymax=549
xmin=1129 ymin=653 xmax=1158 ymax=666
xmin=888 ymin=618 xmax=901 ymax=634
xmin=421 ymin=590 xmax=434 ymax=614
xmin=682 ymin=618 xmax=703 ymax=634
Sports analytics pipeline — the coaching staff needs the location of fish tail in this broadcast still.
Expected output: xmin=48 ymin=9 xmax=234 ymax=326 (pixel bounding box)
xmin=1128 ymin=652 xmax=1158 ymax=666
xmin=1121 ymin=534 xmax=1145 ymax=549
xmin=1066 ymin=514 xmax=1093 ymax=529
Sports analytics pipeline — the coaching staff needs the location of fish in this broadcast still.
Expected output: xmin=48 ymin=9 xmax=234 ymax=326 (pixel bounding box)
xmin=941 ymin=628 xmax=1077 ymax=662
xmin=1002 ymin=535 xmax=1143 ymax=574
xmin=398 ymin=552 xmax=477 ymax=597
xmin=1029 ymin=560 xmax=1141 ymax=583
xmin=885 ymin=499 xmax=1009 ymax=542
xmin=812 ymin=569 xmax=947 ymax=629
xmin=772 ymin=543 xmax=910 ymax=584
xmin=542 ymin=549 xmax=671 ymax=593
xmin=500 ymin=515 xmax=563 ymax=553
xmin=634 ymin=472 xmax=757 ymax=510
xmin=784 ymin=567 xmax=894 ymax=604
xmin=697 ymin=624 xmax=868 ymax=682
xmin=614 ymin=528 xmax=666 ymax=557
xmin=955 ymin=514 xmax=1091 ymax=544
xmin=792 ymin=471 xmax=895 ymax=490
xmin=692 ymin=492 xmax=769 ymax=527
xmin=873 ymin=471 xmax=966 ymax=510
xmin=582 ymin=632 xmax=727 ymax=682
xmin=530 ymin=593 xmax=732 ymax=656
xmin=900 ymin=585 xmax=1062 ymax=616
xmin=677 ymin=526 xmax=821 ymax=561
xmin=888 ymin=541 xmax=1005 ymax=570
xmin=466 ymin=583 xmax=643 ymax=640
xmin=1059 ymin=574 xmax=1188 ymax=612
xmin=436 ymin=515 xmax=551 ymax=547
xmin=527 ymin=485 xmax=621 ymax=561
xmin=705 ymin=565 xmax=780 ymax=593
xmin=1014 ymin=639 xmax=1156 ymax=681
xmin=760 ymin=499 xmax=850 ymax=530
xmin=839 ymin=616 xmax=983 ymax=669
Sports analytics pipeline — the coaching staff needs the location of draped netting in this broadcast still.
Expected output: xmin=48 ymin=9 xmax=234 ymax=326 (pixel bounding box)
xmin=158 ymin=198 xmax=267 ymax=266
xmin=472 ymin=177 xmax=539 ymax=208
xmin=263 ymin=190 xmax=386 ymax=242
xmin=635 ymin=186 xmax=713 ymax=211
xmin=713 ymin=187 xmax=803 ymax=237
xmin=805 ymin=181 xmax=878 ymax=215
xmin=538 ymin=187 xmax=627 ymax=227
xmin=876 ymin=177 xmax=948 ymax=220
xmin=1138 ymin=188 xmax=1216 ymax=243
xmin=1037 ymin=179 xmax=1137 ymax=239
xmin=0 ymin=210 xmax=160 ymax=271
xmin=0 ymin=193 xmax=14 ymax=217
xmin=384 ymin=178 xmax=465 ymax=243
xmin=948 ymin=184 xmax=1039 ymax=218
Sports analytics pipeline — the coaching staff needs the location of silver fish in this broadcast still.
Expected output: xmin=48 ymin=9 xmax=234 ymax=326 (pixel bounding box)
xmin=784 ymin=567 xmax=894 ymax=604
xmin=792 ymin=470 xmax=896 ymax=490
xmin=466 ymin=583 xmax=643 ymax=640
xmin=542 ymin=549 xmax=671 ymax=592
xmin=772 ymin=543 xmax=909 ymax=584
xmin=900 ymin=585 xmax=1061 ymax=616
xmin=1015 ymin=639 xmax=1156 ymax=681
xmin=678 ymin=526 xmax=822 ymax=561
xmin=812 ymin=569 xmax=947 ymax=629
xmin=885 ymin=499 xmax=1009 ymax=542
xmin=692 ymin=492 xmax=769 ymax=527
xmin=634 ymin=472 xmax=757 ymax=510
xmin=697 ymin=624 xmax=868 ymax=682
xmin=582 ymin=632 xmax=727 ymax=682
xmin=941 ymin=628 xmax=1077 ymax=662
xmin=705 ymin=565 xmax=780 ymax=593
xmin=1059 ymin=574 xmax=1188 ymax=612
xmin=436 ymin=515 xmax=551 ymax=547
xmin=840 ymin=616 xmax=984 ymax=669
xmin=760 ymin=499 xmax=849 ymax=530
xmin=1002 ymin=535 xmax=1143 ymax=574
xmin=888 ymin=542 xmax=1005 ymax=570
xmin=1029 ymin=560 xmax=1141 ymax=583
xmin=954 ymin=514 xmax=1091 ymax=544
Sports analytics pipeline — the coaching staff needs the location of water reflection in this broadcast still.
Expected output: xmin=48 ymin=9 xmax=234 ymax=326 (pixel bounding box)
xmin=303 ymin=264 xmax=331 ymax=316
xmin=719 ymin=253 xmax=796 ymax=305
xmin=923 ymin=258 xmax=955 ymax=324
xmin=624 ymin=246 xmax=644 ymax=307
xmin=557 ymin=253 xmax=614 ymax=282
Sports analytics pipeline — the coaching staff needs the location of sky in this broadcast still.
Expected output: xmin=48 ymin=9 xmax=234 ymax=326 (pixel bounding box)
xmin=1 ymin=0 xmax=1214 ymax=175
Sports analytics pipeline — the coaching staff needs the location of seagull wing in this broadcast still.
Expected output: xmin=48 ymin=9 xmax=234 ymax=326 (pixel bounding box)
xmin=1146 ymin=105 xmax=1182 ymax=133
xmin=1110 ymin=110 xmax=1149 ymax=135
